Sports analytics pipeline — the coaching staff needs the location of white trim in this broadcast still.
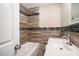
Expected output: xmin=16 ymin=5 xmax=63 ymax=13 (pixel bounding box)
xmin=12 ymin=3 xmax=20 ymax=45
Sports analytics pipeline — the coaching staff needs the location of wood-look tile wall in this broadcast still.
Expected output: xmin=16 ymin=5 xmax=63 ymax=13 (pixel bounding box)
xmin=28 ymin=30 xmax=61 ymax=45
xmin=20 ymin=13 xmax=29 ymax=45
xmin=20 ymin=30 xmax=28 ymax=45
xmin=20 ymin=14 xmax=29 ymax=28
xmin=28 ymin=7 xmax=39 ymax=15
xmin=20 ymin=4 xmax=29 ymax=15
xmin=28 ymin=15 xmax=39 ymax=28
xmin=20 ymin=5 xmax=61 ymax=45
xmin=28 ymin=7 xmax=39 ymax=28
xmin=20 ymin=4 xmax=39 ymax=45
xmin=68 ymin=32 xmax=79 ymax=47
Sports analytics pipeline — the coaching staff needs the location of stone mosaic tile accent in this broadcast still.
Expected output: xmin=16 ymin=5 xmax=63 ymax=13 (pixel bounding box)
xmin=68 ymin=23 xmax=79 ymax=32
xmin=26 ymin=27 xmax=61 ymax=30
xmin=61 ymin=23 xmax=79 ymax=32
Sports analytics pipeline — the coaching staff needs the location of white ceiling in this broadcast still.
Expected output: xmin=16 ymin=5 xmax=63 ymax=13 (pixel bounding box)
xmin=21 ymin=3 xmax=51 ymax=9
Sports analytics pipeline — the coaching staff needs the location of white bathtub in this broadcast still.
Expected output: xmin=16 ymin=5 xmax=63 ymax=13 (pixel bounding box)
xmin=16 ymin=42 xmax=40 ymax=56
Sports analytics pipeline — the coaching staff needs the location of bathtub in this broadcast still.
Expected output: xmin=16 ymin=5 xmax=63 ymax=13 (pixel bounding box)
xmin=16 ymin=42 xmax=40 ymax=56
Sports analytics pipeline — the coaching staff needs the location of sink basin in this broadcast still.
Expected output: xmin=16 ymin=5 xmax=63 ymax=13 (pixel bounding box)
xmin=44 ymin=38 xmax=79 ymax=56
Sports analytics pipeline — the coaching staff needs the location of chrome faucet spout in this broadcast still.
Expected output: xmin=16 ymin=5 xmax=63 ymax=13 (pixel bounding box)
xmin=62 ymin=32 xmax=72 ymax=46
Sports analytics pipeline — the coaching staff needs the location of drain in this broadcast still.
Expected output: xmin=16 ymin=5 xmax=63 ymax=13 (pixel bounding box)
xmin=60 ymin=48 xmax=63 ymax=50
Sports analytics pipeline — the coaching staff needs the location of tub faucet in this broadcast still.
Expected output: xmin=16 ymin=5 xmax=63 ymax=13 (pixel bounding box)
xmin=62 ymin=32 xmax=72 ymax=46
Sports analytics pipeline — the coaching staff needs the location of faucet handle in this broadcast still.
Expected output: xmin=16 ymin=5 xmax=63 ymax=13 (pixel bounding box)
xmin=62 ymin=36 xmax=68 ymax=40
xmin=67 ymin=34 xmax=71 ymax=37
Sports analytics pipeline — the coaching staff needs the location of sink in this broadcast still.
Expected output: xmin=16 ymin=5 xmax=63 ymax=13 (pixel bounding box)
xmin=44 ymin=38 xmax=79 ymax=56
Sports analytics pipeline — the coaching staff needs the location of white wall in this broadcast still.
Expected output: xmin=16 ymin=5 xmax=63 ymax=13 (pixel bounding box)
xmin=72 ymin=3 xmax=79 ymax=19
xmin=61 ymin=3 xmax=71 ymax=27
xmin=39 ymin=4 xmax=61 ymax=27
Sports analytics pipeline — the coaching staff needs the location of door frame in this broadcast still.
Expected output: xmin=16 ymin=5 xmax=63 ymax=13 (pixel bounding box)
xmin=12 ymin=3 xmax=20 ymax=47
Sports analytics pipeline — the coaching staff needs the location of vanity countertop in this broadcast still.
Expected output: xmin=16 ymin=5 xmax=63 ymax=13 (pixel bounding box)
xmin=44 ymin=38 xmax=79 ymax=56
